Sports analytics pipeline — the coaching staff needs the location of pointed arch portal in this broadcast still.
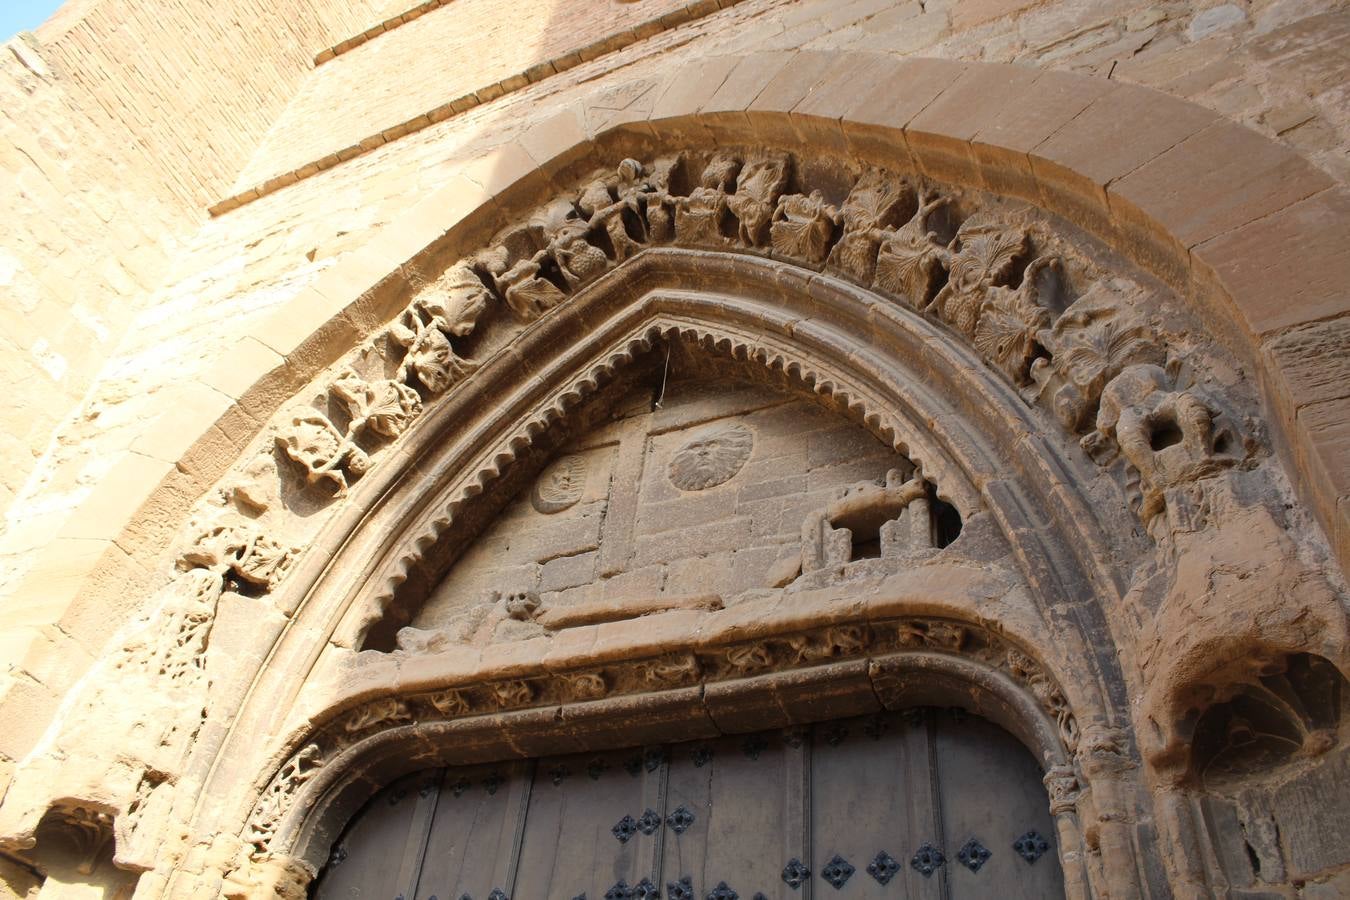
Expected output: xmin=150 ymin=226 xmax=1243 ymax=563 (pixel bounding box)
xmin=2 ymin=53 xmax=1348 ymax=900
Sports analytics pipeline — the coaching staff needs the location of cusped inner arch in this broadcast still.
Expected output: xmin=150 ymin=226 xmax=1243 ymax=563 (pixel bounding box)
xmin=389 ymin=340 xmax=966 ymax=654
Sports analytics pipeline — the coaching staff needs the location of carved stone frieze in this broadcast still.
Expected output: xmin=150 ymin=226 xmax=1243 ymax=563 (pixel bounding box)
xmin=240 ymin=613 xmax=1081 ymax=861
xmin=156 ymin=147 xmax=1262 ymax=629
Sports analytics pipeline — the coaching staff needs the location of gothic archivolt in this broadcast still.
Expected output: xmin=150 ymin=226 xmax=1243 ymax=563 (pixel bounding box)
xmin=2 ymin=144 xmax=1346 ymax=900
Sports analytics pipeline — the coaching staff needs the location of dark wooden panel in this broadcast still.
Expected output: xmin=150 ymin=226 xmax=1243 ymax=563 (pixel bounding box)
xmin=510 ymin=747 xmax=652 ymax=900
xmin=314 ymin=772 xmax=431 ymax=900
xmin=662 ymin=729 xmax=798 ymax=900
xmin=933 ymin=711 xmax=1064 ymax=900
xmin=413 ymin=761 xmax=529 ymax=900
xmin=316 ymin=707 xmax=1067 ymax=900
xmin=810 ymin=711 xmax=944 ymax=900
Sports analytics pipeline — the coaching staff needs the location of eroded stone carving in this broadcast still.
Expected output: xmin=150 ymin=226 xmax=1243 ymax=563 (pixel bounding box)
xmin=668 ymin=423 xmax=753 ymax=491
xmin=726 ymin=153 xmax=789 ymax=246
xmin=331 ymin=369 xmax=423 ymax=440
xmin=801 ymin=469 xmax=937 ymax=575
xmin=828 ymin=169 xmax=911 ymax=282
xmin=276 ymin=407 xmax=369 ymax=497
xmin=1029 ymin=278 xmax=1164 ymax=432
xmin=675 ymin=155 xmax=739 ymax=244
xmin=1083 ymin=364 xmax=1242 ymax=530
xmin=770 ymin=190 xmax=840 ymax=265
xmin=531 ymin=454 xmax=588 ymax=513
xmin=245 ymin=744 xmax=323 ymax=859
xmin=873 ymin=192 xmax=950 ymax=305
xmin=931 ymin=219 xmax=1030 ymax=338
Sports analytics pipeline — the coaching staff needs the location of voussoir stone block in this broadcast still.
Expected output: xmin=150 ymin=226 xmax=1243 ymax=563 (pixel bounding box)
xmin=906 ymin=62 xmax=1040 ymax=189
xmin=699 ymin=50 xmax=797 ymax=142
xmin=840 ymin=56 xmax=968 ymax=172
xmin=744 ymin=50 xmax=838 ymax=147
xmin=1110 ymin=119 xmax=1335 ymax=287
xmin=1029 ymin=82 xmax=1219 ymax=245
xmin=788 ymin=51 xmax=896 ymax=155
xmin=1193 ymin=187 xmax=1350 ymax=337
xmin=971 ymin=68 xmax=1113 ymax=203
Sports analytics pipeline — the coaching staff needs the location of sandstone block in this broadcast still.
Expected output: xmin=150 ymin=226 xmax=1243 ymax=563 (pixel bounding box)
xmin=1193 ymin=187 xmax=1350 ymax=336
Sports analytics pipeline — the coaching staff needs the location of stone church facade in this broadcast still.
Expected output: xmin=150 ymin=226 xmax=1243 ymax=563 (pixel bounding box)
xmin=0 ymin=1 xmax=1347 ymax=898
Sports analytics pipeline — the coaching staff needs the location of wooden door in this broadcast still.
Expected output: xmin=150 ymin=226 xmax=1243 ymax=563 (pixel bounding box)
xmin=313 ymin=708 xmax=1063 ymax=899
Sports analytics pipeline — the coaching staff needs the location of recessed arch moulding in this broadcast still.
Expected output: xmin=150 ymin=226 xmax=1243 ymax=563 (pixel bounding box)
xmin=2 ymin=58 xmax=1348 ymax=900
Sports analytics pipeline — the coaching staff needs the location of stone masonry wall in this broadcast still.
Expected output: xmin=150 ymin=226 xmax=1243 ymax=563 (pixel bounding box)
xmin=0 ymin=0 xmax=383 ymax=527
xmin=236 ymin=0 xmax=697 ymax=187
xmin=1 ymin=0 xmax=1347 ymax=828
xmin=418 ymin=375 xmax=905 ymax=631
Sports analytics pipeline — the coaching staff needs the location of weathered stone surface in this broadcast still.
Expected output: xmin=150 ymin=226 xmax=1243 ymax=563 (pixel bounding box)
xmin=2 ymin=4 xmax=1349 ymax=899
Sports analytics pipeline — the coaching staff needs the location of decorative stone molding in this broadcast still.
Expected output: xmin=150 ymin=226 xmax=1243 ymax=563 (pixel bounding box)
xmin=183 ymin=150 xmax=1263 ymax=628
xmin=8 ymin=98 xmax=1346 ymax=900
xmin=241 ymin=612 xmax=1079 ymax=863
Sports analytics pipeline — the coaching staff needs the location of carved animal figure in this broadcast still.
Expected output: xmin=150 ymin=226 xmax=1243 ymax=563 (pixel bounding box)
xmin=1085 ymin=364 xmax=1239 ymax=524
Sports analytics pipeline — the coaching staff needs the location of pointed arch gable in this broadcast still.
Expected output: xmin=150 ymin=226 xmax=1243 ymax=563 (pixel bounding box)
xmin=1 ymin=50 xmax=1347 ymax=900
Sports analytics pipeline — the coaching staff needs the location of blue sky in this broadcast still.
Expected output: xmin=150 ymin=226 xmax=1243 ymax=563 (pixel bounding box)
xmin=2 ymin=0 xmax=67 ymax=41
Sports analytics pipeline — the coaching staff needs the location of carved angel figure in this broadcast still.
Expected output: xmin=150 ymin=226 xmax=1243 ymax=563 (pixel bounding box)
xmin=931 ymin=220 xmax=1029 ymax=338
xmin=275 ymin=407 xmax=368 ymax=496
xmin=769 ymin=190 xmax=841 ymax=265
xmin=1084 ymin=364 xmax=1240 ymax=525
xmin=972 ymin=256 xmax=1058 ymax=387
xmin=331 ymin=369 xmax=423 ymax=439
xmin=873 ymin=192 xmax=951 ymax=307
xmin=675 ymin=155 xmax=739 ymax=245
xmin=726 ymin=154 xmax=789 ymax=247
xmin=827 ymin=169 xmax=911 ymax=282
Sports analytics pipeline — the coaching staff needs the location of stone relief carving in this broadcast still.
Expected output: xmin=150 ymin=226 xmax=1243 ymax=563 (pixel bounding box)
xmin=770 ymin=189 xmax=840 ymax=264
xmin=1083 ymin=363 xmax=1243 ymax=533
xmin=34 ymin=146 xmax=1302 ymax=894
xmin=531 ymin=454 xmax=588 ymax=513
xmin=276 ymin=407 xmax=369 ymax=497
xmin=873 ymin=192 xmax=950 ymax=305
xmin=161 ymin=149 xmax=1263 ymax=625
xmin=675 ymin=155 xmax=739 ymax=245
xmin=800 ymin=469 xmax=938 ymax=578
xmin=827 ymin=169 xmax=911 ymax=283
xmin=726 ymin=153 xmax=788 ymax=246
xmin=239 ymin=613 xmax=1081 ymax=861
xmin=667 ymin=423 xmax=754 ymax=491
